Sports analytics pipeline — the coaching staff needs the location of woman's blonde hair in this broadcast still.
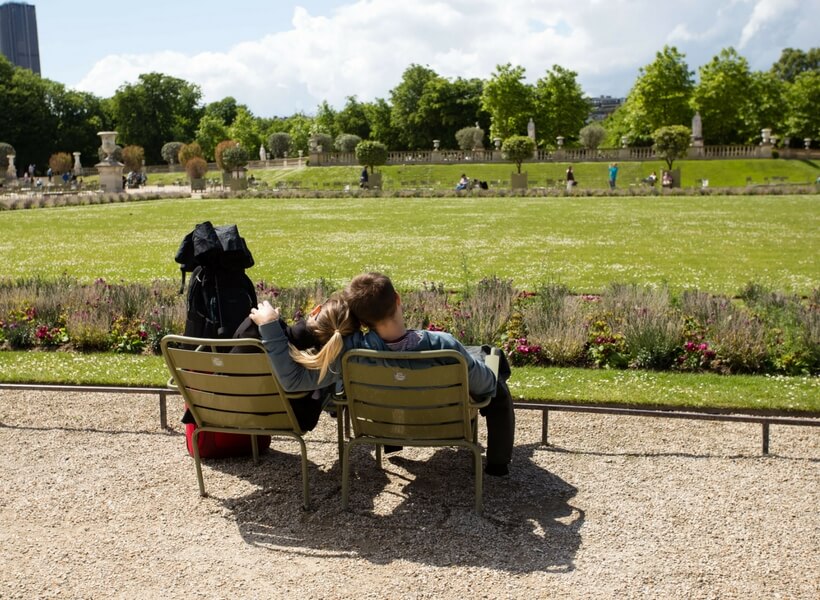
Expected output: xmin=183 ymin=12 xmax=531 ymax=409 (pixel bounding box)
xmin=289 ymin=295 xmax=359 ymax=382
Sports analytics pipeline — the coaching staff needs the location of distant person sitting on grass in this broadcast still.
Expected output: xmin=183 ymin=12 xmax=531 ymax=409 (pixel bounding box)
xmin=644 ymin=171 xmax=657 ymax=186
xmin=250 ymin=272 xmax=515 ymax=475
xmin=662 ymin=170 xmax=673 ymax=188
xmin=455 ymin=174 xmax=469 ymax=190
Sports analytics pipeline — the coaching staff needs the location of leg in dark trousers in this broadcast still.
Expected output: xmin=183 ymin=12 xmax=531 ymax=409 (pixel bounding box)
xmin=468 ymin=345 xmax=516 ymax=473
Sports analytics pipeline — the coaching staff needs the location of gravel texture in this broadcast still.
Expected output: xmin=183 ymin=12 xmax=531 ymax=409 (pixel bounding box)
xmin=1 ymin=389 xmax=818 ymax=599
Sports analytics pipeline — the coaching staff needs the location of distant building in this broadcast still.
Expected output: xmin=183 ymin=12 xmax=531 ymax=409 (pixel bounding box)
xmin=586 ymin=96 xmax=624 ymax=122
xmin=0 ymin=2 xmax=40 ymax=74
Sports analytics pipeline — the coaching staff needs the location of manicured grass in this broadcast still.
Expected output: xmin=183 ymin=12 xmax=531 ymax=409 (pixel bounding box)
xmin=1 ymin=351 xmax=816 ymax=413
xmin=138 ymin=158 xmax=819 ymax=190
xmin=1 ymin=194 xmax=817 ymax=295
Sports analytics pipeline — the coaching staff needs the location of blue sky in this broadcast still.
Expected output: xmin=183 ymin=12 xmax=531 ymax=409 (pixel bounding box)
xmin=28 ymin=0 xmax=820 ymax=118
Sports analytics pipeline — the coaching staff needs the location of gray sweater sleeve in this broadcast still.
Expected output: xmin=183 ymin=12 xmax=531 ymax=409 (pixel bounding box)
xmin=258 ymin=321 xmax=341 ymax=392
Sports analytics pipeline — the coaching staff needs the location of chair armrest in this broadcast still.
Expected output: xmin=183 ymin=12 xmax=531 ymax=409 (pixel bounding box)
xmin=166 ymin=377 xmax=178 ymax=391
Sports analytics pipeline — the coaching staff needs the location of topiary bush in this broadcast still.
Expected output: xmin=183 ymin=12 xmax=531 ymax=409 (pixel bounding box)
xmin=48 ymin=152 xmax=74 ymax=175
xmin=121 ymin=145 xmax=145 ymax=173
xmin=177 ymin=142 xmax=203 ymax=167
xmin=220 ymin=145 xmax=249 ymax=171
xmin=309 ymin=132 xmax=333 ymax=152
xmin=355 ymin=140 xmax=388 ymax=173
xmin=335 ymin=133 xmax=362 ymax=152
xmin=161 ymin=142 xmax=184 ymax=166
xmin=214 ymin=140 xmax=238 ymax=171
xmin=185 ymin=156 xmax=208 ymax=180
xmin=501 ymin=136 xmax=535 ymax=173
xmin=267 ymin=132 xmax=291 ymax=158
xmin=455 ymin=126 xmax=484 ymax=151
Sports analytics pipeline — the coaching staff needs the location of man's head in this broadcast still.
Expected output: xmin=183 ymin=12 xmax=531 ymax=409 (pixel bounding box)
xmin=344 ymin=272 xmax=398 ymax=327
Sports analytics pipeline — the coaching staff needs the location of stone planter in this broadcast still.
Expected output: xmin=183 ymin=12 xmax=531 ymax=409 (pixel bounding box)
xmin=190 ymin=178 xmax=206 ymax=191
xmin=510 ymin=172 xmax=528 ymax=190
xmin=368 ymin=172 xmax=383 ymax=190
xmin=229 ymin=179 xmax=248 ymax=191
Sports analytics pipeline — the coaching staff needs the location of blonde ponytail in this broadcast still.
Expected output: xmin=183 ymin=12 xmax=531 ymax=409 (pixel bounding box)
xmin=288 ymin=295 xmax=359 ymax=382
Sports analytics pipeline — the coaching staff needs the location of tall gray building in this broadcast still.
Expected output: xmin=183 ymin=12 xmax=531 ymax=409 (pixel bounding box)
xmin=0 ymin=2 xmax=40 ymax=74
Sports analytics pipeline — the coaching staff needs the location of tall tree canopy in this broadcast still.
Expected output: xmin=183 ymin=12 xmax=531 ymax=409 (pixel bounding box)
xmin=691 ymin=48 xmax=755 ymax=145
xmin=770 ymin=47 xmax=820 ymax=83
xmin=615 ymin=46 xmax=694 ymax=145
xmin=389 ymin=64 xmax=440 ymax=149
xmin=480 ymin=63 xmax=534 ymax=141
xmin=111 ymin=72 xmax=203 ymax=164
xmin=532 ymin=65 xmax=589 ymax=146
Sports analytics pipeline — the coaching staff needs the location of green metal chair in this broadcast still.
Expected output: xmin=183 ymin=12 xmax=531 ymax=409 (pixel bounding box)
xmin=160 ymin=335 xmax=312 ymax=509
xmin=337 ymin=349 xmax=497 ymax=513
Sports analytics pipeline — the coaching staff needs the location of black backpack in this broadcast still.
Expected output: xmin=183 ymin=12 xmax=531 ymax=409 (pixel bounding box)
xmin=175 ymin=222 xmax=257 ymax=339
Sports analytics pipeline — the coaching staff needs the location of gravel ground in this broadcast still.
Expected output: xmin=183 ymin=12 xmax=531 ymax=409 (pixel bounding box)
xmin=1 ymin=389 xmax=818 ymax=599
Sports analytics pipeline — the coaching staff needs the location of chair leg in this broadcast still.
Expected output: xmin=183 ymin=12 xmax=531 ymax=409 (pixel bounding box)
xmin=296 ymin=435 xmax=310 ymax=510
xmin=375 ymin=444 xmax=382 ymax=466
xmin=251 ymin=434 xmax=259 ymax=465
xmin=192 ymin=429 xmax=206 ymax=497
xmin=473 ymin=445 xmax=483 ymax=514
xmin=341 ymin=441 xmax=352 ymax=510
xmin=336 ymin=407 xmax=345 ymax=462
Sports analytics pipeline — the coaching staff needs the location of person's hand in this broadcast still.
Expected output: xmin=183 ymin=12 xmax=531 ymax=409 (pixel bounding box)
xmin=250 ymin=300 xmax=280 ymax=325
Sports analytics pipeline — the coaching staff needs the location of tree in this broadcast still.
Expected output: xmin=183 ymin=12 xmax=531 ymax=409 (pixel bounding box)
xmin=616 ymin=46 xmax=694 ymax=145
xmin=335 ymin=134 xmax=362 ymax=152
xmin=532 ymin=65 xmax=589 ymax=146
xmin=455 ymin=126 xmax=484 ymax=151
xmin=355 ymin=140 xmax=388 ymax=173
xmin=363 ymin=98 xmax=401 ymax=148
xmin=194 ymin=114 xmax=228 ymax=161
xmin=389 ymin=64 xmax=440 ymax=149
xmin=691 ymin=48 xmax=755 ymax=144
xmin=121 ymin=145 xmax=145 ymax=172
xmin=480 ymin=63 xmax=534 ymax=141
xmin=161 ymin=142 xmax=184 ymax=166
xmin=415 ymin=76 xmax=487 ymax=149
xmin=335 ymin=96 xmax=370 ymax=140
xmin=745 ymin=71 xmax=787 ymax=140
xmin=267 ymin=132 xmax=291 ymax=158
xmin=314 ymin=101 xmax=338 ymax=140
xmin=277 ymin=113 xmax=313 ymax=155
xmin=110 ymin=72 xmax=203 ymax=164
xmin=177 ymin=142 xmax=203 ymax=166
xmin=501 ymin=135 xmax=535 ymax=174
xmin=204 ymin=96 xmax=240 ymax=125
xmin=227 ymin=107 xmax=261 ymax=153
xmin=784 ymin=70 xmax=820 ymax=141
xmin=579 ymin=123 xmax=606 ymax=150
xmin=770 ymin=48 xmax=820 ymax=83
xmin=48 ymin=152 xmax=73 ymax=174
xmin=652 ymin=125 xmax=691 ymax=170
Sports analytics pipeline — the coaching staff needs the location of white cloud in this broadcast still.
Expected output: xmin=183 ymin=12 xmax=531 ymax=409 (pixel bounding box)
xmin=738 ymin=0 xmax=798 ymax=49
xmin=73 ymin=0 xmax=819 ymax=116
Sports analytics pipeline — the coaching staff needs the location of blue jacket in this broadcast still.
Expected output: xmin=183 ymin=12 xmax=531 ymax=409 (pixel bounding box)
xmin=259 ymin=321 xmax=497 ymax=396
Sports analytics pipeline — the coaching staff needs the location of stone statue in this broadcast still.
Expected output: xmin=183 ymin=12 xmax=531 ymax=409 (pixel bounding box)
xmin=692 ymin=112 xmax=702 ymax=140
xmin=259 ymin=144 xmax=267 ymax=161
xmin=527 ymin=118 xmax=535 ymax=141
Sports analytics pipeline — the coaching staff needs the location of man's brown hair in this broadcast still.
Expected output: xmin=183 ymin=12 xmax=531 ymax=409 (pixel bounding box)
xmin=344 ymin=272 xmax=397 ymax=327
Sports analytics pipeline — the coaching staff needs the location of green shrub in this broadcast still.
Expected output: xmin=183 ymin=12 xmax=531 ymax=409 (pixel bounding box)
xmin=501 ymin=136 xmax=535 ymax=174
xmin=161 ymin=142 xmax=184 ymax=166
xmin=267 ymin=132 xmax=291 ymax=158
xmin=335 ymin=134 xmax=362 ymax=153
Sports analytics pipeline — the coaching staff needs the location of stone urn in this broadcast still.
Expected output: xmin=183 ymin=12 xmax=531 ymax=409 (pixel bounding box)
xmin=96 ymin=131 xmax=124 ymax=192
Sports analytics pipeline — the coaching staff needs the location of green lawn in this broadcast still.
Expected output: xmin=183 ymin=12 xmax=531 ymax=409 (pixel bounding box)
xmin=139 ymin=158 xmax=820 ymax=190
xmin=0 ymin=351 xmax=816 ymax=413
xmin=1 ymin=194 xmax=817 ymax=295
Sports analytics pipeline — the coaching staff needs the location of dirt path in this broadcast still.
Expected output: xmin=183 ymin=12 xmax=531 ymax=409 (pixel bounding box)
xmin=1 ymin=390 xmax=817 ymax=599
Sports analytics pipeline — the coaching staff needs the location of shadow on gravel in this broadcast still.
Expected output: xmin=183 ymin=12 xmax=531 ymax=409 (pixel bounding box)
xmin=222 ymin=442 xmax=582 ymax=573
xmin=0 ymin=422 xmax=183 ymax=436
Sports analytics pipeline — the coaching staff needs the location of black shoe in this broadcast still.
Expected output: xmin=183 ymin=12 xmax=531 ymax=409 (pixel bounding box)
xmin=383 ymin=445 xmax=403 ymax=454
xmin=484 ymin=463 xmax=509 ymax=477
